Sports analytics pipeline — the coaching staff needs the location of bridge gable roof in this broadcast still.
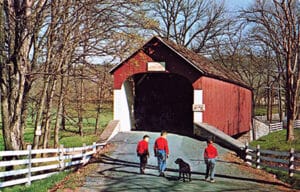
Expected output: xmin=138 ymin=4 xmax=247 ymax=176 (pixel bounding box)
xmin=110 ymin=36 xmax=250 ymax=89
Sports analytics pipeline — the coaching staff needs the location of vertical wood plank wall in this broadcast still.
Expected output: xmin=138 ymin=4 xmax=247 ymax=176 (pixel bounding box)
xmin=195 ymin=77 xmax=252 ymax=136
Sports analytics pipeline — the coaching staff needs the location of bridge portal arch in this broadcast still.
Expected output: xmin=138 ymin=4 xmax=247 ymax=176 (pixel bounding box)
xmin=131 ymin=72 xmax=193 ymax=135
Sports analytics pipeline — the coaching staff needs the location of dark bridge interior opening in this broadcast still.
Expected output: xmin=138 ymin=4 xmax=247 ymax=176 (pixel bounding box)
xmin=133 ymin=73 xmax=193 ymax=136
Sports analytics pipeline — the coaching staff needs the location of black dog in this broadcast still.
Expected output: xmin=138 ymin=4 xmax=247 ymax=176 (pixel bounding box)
xmin=175 ymin=158 xmax=191 ymax=182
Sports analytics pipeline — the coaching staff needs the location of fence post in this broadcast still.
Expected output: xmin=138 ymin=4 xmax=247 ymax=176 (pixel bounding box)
xmin=59 ymin=145 xmax=65 ymax=171
xmin=256 ymin=145 xmax=261 ymax=169
xmin=245 ymin=142 xmax=252 ymax=166
xmin=82 ymin=143 xmax=87 ymax=165
xmin=289 ymin=148 xmax=295 ymax=177
xmin=26 ymin=145 xmax=32 ymax=186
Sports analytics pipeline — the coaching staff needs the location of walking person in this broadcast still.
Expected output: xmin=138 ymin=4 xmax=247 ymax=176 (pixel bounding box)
xmin=204 ymin=137 xmax=218 ymax=183
xmin=136 ymin=135 xmax=150 ymax=174
xmin=154 ymin=130 xmax=169 ymax=177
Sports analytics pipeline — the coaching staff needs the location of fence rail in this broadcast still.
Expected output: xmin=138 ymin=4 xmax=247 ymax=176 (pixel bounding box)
xmin=245 ymin=143 xmax=299 ymax=177
xmin=268 ymin=120 xmax=300 ymax=133
xmin=269 ymin=122 xmax=283 ymax=132
xmin=0 ymin=142 xmax=107 ymax=188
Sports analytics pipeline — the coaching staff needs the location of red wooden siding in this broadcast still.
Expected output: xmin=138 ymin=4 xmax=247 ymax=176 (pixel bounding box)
xmin=112 ymin=37 xmax=252 ymax=136
xmin=113 ymin=50 xmax=153 ymax=89
xmin=199 ymin=77 xmax=252 ymax=136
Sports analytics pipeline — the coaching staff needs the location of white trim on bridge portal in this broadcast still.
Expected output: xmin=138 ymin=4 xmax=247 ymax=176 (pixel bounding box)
xmin=113 ymin=85 xmax=204 ymax=132
xmin=113 ymin=85 xmax=131 ymax=132
xmin=193 ymin=90 xmax=203 ymax=123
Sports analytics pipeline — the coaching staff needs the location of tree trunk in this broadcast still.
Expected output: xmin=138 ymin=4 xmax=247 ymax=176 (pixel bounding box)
xmin=1 ymin=60 xmax=28 ymax=152
xmin=287 ymin=119 xmax=295 ymax=141
xmin=95 ymin=107 xmax=101 ymax=134
xmin=61 ymin=103 xmax=67 ymax=131
xmin=0 ymin=0 xmax=34 ymax=151
xmin=33 ymin=76 xmax=50 ymax=149
xmin=20 ymin=81 xmax=32 ymax=149
xmin=278 ymin=79 xmax=283 ymax=122
xmin=270 ymin=87 xmax=273 ymax=123
xmin=61 ymin=66 xmax=71 ymax=131
xmin=285 ymin=57 xmax=296 ymax=142
xmin=267 ymin=87 xmax=271 ymax=122
xmin=1 ymin=91 xmax=22 ymax=150
xmin=77 ymin=68 xmax=84 ymax=136
xmin=42 ymin=78 xmax=58 ymax=148
xmin=54 ymin=75 xmax=64 ymax=147
xmin=95 ymin=70 xmax=107 ymax=133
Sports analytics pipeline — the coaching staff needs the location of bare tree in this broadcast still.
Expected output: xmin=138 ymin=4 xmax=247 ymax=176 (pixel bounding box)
xmin=91 ymin=64 xmax=112 ymax=134
xmin=33 ymin=0 xmax=82 ymax=149
xmin=151 ymin=0 xmax=230 ymax=52
xmin=242 ymin=0 xmax=300 ymax=141
xmin=32 ymin=0 xmax=155 ymax=147
xmin=0 ymin=0 xmax=48 ymax=150
xmin=0 ymin=0 xmax=156 ymax=151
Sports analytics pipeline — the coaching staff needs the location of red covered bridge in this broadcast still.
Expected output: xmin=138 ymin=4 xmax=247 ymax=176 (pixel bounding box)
xmin=110 ymin=36 xmax=252 ymax=138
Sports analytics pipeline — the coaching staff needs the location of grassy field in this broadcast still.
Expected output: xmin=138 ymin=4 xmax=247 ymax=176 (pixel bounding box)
xmin=254 ymin=105 xmax=280 ymax=116
xmin=250 ymin=129 xmax=300 ymax=151
xmin=0 ymin=111 xmax=113 ymax=150
xmin=0 ymin=110 xmax=113 ymax=192
xmin=250 ymin=129 xmax=300 ymax=189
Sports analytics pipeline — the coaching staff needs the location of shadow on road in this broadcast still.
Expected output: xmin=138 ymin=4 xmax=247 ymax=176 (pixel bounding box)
xmin=93 ymin=154 xmax=288 ymax=188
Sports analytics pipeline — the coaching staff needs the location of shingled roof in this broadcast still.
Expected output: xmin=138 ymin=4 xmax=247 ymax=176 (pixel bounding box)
xmin=110 ymin=36 xmax=250 ymax=89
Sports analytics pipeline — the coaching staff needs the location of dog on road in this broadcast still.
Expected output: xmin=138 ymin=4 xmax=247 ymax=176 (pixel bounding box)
xmin=175 ymin=158 xmax=191 ymax=182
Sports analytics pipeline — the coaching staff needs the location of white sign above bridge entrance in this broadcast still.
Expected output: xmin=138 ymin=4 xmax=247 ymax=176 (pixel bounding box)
xmin=147 ymin=62 xmax=166 ymax=71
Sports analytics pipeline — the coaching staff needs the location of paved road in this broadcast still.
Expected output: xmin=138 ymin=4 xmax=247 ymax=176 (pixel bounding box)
xmin=79 ymin=132 xmax=291 ymax=192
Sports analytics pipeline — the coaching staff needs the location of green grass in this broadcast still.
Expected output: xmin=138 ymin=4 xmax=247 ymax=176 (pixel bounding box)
xmin=264 ymin=168 xmax=300 ymax=190
xmin=250 ymin=129 xmax=300 ymax=151
xmin=59 ymin=134 xmax=100 ymax=148
xmin=58 ymin=111 xmax=112 ymax=147
xmin=1 ymin=171 xmax=69 ymax=192
xmin=254 ymin=105 xmax=280 ymax=116
xmin=250 ymin=129 xmax=300 ymax=189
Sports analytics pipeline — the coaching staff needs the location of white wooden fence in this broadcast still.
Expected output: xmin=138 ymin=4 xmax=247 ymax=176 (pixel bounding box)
xmin=0 ymin=142 xmax=107 ymax=188
xmin=245 ymin=143 xmax=300 ymax=177
xmin=269 ymin=119 xmax=300 ymax=133
xmin=269 ymin=122 xmax=283 ymax=132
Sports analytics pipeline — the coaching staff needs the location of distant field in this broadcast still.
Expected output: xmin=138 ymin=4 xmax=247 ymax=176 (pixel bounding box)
xmin=254 ymin=105 xmax=280 ymax=116
xmin=0 ymin=110 xmax=113 ymax=150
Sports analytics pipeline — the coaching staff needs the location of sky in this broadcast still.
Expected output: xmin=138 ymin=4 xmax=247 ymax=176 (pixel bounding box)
xmin=222 ymin=0 xmax=254 ymax=12
xmin=92 ymin=0 xmax=256 ymax=65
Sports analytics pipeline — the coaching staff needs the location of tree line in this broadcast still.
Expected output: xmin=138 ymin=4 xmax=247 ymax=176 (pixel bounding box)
xmin=0 ymin=0 xmax=298 ymax=153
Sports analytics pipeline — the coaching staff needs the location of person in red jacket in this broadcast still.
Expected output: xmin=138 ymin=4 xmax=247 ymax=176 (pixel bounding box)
xmin=136 ymin=135 xmax=150 ymax=174
xmin=154 ymin=130 xmax=169 ymax=177
xmin=204 ymin=137 xmax=218 ymax=183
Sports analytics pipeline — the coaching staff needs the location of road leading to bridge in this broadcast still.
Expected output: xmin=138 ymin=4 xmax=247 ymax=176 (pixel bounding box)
xmin=79 ymin=132 xmax=292 ymax=192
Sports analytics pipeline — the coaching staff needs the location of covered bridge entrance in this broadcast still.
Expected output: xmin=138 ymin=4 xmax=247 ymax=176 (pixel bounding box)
xmin=133 ymin=73 xmax=193 ymax=135
xmin=110 ymin=36 xmax=252 ymax=137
